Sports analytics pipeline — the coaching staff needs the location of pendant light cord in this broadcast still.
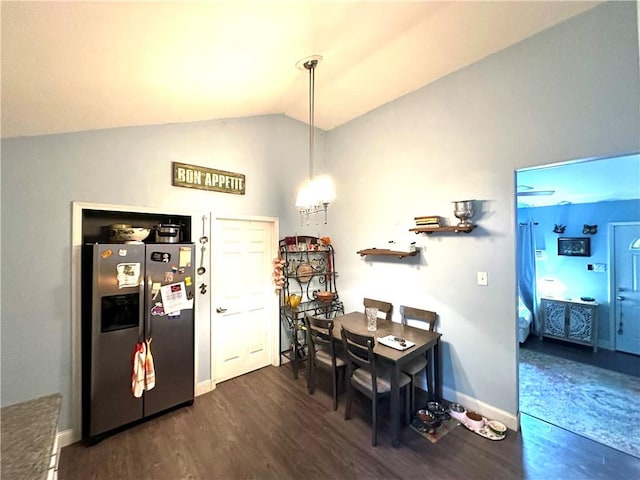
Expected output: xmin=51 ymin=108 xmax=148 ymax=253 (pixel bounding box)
xmin=306 ymin=59 xmax=317 ymax=180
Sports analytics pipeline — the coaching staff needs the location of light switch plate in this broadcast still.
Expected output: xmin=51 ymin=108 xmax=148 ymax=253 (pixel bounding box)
xmin=477 ymin=271 xmax=488 ymax=286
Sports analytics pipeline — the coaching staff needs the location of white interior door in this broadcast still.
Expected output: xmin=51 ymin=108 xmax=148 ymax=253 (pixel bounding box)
xmin=613 ymin=223 xmax=640 ymax=355
xmin=212 ymin=218 xmax=275 ymax=382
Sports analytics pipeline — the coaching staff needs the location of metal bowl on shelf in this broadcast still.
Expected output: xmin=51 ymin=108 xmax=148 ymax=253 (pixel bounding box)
xmin=108 ymin=226 xmax=151 ymax=243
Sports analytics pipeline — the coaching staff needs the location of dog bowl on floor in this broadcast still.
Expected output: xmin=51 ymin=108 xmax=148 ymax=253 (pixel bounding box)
xmin=427 ymin=402 xmax=447 ymax=415
xmin=416 ymin=409 xmax=438 ymax=427
xmin=487 ymin=420 xmax=507 ymax=436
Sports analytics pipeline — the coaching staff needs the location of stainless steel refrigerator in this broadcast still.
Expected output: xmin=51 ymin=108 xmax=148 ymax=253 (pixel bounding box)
xmin=82 ymin=242 xmax=195 ymax=443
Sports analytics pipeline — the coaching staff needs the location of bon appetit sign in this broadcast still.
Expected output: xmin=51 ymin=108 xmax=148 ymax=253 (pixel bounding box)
xmin=172 ymin=162 xmax=245 ymax=195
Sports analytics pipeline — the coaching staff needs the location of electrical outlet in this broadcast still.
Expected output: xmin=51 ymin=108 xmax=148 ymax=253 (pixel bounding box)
xmin=477 ymin=271 xmax=488 ymax=286
xmin=593 ymin=263 xmax=606 ymax=272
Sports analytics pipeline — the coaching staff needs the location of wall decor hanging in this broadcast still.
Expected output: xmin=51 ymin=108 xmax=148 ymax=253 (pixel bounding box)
xmin=558 ymin=237 xmax=591 ymax=257
xmin=583 ymin=224 xmax=598 ymax=235
xmin=172 ymin=161 xmax=245 ymax=194
xmin=552 ymin=201 xmax=571 ymax=234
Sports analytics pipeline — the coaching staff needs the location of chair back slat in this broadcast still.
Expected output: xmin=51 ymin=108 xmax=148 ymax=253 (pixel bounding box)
xmin=363 ymin=298 xmax=393 ymax=320
xmin=340 ymin=325 xmax=379 ymax=394
xmin=304 ymin=312 xmax=346 ymax=411
xmin=305 ymin=313 xmax=336 ymax=362
xmin=399 ymin=305 xmax=437 ymax=332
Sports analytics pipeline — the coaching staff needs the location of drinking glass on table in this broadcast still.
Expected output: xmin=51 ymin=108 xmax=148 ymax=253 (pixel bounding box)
xmin=366 ymin=307 xmax=378 ymax=331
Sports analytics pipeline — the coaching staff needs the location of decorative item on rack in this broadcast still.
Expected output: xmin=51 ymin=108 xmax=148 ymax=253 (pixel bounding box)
xmin=452 ymin=200 xmax=474 ymax=228
xmin=296 ymin=262 xmax=314 ymax=283
xmin=295 ymin=55 xmax=336 ymax=226
xmin=315 ymin=290 xmax=335 ymax=303
xmin=286 ymin=294 xmax=302 ymax=309
xmin=272 ymin=257 xmax=286 ymax=291
xmin=583 ymin=224 xmax=598 ymax=235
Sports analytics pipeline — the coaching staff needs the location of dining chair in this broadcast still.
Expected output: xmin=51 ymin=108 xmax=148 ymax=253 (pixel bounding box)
xmin=340 ymin=325 xmax=410 ymax=446
xmin=362 ymin=298 xmax=393 ymax=321
xmin=399 ymin=305 xmax=437 ymax=412
xmin=304 ymin=313 xmax=346 ymax=411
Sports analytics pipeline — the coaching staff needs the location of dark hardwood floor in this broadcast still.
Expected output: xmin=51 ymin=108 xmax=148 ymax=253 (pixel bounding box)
xmin=59 ymin=364 xmax=640 ymax=480
xmin=520 ymin=335 xmax=640 ymax=377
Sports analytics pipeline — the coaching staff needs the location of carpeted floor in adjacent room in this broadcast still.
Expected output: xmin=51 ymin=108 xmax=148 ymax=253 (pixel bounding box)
xmin=519 ymin=349 xmax=640 ymax=459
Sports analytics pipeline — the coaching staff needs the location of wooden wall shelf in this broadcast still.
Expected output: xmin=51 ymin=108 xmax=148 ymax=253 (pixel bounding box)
xmin=357 ymin=248 xmax=418 ymax=258
xmin=410 ymin=225 xmax=476 ymax=234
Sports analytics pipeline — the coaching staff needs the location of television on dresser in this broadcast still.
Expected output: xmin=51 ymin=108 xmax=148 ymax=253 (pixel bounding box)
xmin=557 ymin=237 xmax=591 ymax=257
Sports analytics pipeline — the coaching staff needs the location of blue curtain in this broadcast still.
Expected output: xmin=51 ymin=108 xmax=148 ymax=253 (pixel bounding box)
xmin=517 ymin=221 xmax=538 ymax=334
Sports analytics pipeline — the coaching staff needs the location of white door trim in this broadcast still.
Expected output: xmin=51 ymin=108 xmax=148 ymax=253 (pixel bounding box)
xmin=209 ymin=214 xmax=280 ymax=385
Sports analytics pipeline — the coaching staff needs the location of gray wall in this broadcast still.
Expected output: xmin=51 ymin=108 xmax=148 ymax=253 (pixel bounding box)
xmin=319 ymin=1 xmax=639 ymax=415
xmin=1 ymin=1 xmax=638 ymax=431
xmin=0 ymin=115 xmax=309 ymax=430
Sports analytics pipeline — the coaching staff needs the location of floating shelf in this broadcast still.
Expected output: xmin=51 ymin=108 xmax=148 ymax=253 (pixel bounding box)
xmin=410 ymin=225 xmax=476 ymax=234
xmin=356 ymin=248 xmax=418 ymax=258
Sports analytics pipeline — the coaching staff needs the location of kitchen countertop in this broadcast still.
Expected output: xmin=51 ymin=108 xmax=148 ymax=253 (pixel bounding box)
xmin=1 ymin=393 xmax=62 ymax=480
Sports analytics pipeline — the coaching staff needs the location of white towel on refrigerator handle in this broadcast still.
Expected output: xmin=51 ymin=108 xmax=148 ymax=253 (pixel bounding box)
xmin=131 ymin=341 xmax=146 ymax=398
xmin=145 ymin=338 xmax=156 ymax=391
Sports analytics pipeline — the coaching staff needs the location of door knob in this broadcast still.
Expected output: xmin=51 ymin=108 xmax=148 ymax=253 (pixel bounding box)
xmin=616 ymin=296 xmax=625 ymax=301
xmin=216 ymin=307 xmax=228 ymax=313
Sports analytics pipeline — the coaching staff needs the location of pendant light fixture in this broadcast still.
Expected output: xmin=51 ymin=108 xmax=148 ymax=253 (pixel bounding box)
xmin=295 ymin=55 xmax=335 ymax=226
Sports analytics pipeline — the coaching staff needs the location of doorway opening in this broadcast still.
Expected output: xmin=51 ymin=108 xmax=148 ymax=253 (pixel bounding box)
xmin=516 ymin=154 xmax=640 ymax=458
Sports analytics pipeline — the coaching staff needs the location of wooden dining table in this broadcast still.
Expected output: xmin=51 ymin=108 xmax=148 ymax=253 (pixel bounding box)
xmin=331 ymin=311 xmax=442 ymax=448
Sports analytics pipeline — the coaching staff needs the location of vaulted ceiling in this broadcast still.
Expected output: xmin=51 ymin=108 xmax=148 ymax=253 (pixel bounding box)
xmin=3 ymin=2 xmax=635 ymax=207
xmin=1 ymin=1 xmax=601 ymax=139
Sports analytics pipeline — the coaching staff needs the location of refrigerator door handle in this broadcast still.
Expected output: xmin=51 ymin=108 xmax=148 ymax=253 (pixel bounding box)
xmin=147 ymin=275 xmax=153 ymax=338
xmin=138 ymin=279 xmax=145 ymax=342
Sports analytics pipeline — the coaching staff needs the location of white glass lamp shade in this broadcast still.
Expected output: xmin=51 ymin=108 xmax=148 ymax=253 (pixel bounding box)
xmin=312 ymin=175 xmax=335 ymax=204
xmin=296 ymin=175 xmax=335 ymax=208
xmin=295 ymin=182 xmax=312 ymax=208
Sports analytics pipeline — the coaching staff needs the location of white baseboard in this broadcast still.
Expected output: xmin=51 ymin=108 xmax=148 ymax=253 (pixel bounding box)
xmin=57 ymin=428 xmax=77 ymax=449
xmin=196 ymin=379 xmax=215 ymax=396
xmin=442 ymin=387 xmax=520 ymax=432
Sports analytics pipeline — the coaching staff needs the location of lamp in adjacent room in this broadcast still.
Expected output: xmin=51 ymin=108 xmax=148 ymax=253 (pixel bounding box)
xmin=295 ymin=55 xmax=335 ymax=226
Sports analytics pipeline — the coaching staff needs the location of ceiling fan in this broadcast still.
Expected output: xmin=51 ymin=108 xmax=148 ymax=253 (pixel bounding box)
xmin=516 ymin=185 xmax=555 ymax=197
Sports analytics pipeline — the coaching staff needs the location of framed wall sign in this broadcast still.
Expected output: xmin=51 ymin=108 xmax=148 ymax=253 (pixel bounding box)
xmin=172 ymin=162 xmax=245 ymax=195
xmin=558 ymin=237 xmax=591 ymax=257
